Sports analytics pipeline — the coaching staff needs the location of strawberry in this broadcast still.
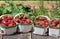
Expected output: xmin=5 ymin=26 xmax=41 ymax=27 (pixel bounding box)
xmin=2 ymin=16 xmax=8 ymax=21
xmin=7 ymin=17 xmax=12 ymax=20
xmin=2 ymin=20 xmax=7 ymax=25
xmin=50 ymin=23 xmax=56 ymax=27
xmin=44 ymin=20 xmax=48 ymax=23
xmin=25 ymin=19 xmax=31 ymax=24
xmin=19 ymin=20 xmax=24 ymax=24
xmin=0 ymin=15 xmax=15 ymax=27
xmin=35 ymin=21 xmax=40 ymax=25
xmin=1 ymin=23 xmax=6 ymax=26
xmin=7 ymin=20 xmax=11 ymax=24
xmin=24 ymin=21 xmax=29 ymax=24
xmin=36 ymin=19 xmax=40 ymax=22
xmin=10 ymin=20 xmax=14 ymax=25
xmin=8 ymin=20 xmax=15 ymax=26
xmin=42 ymin=24 xmax=47 ymax=27
xmin=53 ymin=19 xmax=57 ymax=23
xmin=22 ymin=19 xmax=26 ymax=21
xmin=8 ymin=23 xmax=13 ymax=26
xmin=37 ymin=23 xmax=42 ymax=26
xmin=35 ymin=19 xmax=40 ymax=24
xmin=23 ymin=16 xmax=27 ymax=19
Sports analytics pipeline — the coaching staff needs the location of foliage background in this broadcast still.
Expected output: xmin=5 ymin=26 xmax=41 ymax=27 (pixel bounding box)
xmin=0 ymin=1 xmax=60 ymax=19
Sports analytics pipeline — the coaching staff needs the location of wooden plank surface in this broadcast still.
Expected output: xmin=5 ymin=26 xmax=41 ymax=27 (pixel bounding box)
xmin=32 ymin=33 xmax=59 ymax=39
xmin=2 ymin=32 xmax=31 ymax=39
xmin=0 ymin=35 xmax=2 ymax=39
xmin=0 ymin=32 xmax=60 ymax=39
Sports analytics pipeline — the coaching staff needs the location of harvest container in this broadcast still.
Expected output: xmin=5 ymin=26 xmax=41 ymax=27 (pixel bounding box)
xmin=49 ymin=17 xmax=60 ymax=37
xmin=0 ymin=14 xmax=17 ymax=35
xmin=33 ymin=15 xmax=50 ymax=35
xmin=14 ymin=13 xmax=33 ymax=32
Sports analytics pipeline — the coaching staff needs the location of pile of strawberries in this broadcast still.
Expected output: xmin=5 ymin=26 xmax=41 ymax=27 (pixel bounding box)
xmin=0 ymin=15 xmax=15 ymax=27
xmin=15 ymin=15 xmax=31 ymax=24
xmin=50 ymin=18 xmax=60 ymax=28
xmin=35 ymin=16 xmax=49 ymax=27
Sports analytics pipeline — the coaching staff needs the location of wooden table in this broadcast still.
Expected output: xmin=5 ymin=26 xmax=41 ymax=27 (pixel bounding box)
xmin=0 ymin=32 xmax=60 ymax=39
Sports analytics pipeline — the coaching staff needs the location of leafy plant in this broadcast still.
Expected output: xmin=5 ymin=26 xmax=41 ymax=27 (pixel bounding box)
xmin=50 ymin=2 xmax=60 ymax=19
xmin=27 ymin=4 xmax=50 ymax=23
xmin=32 ymin=5 xmax=49 ymax=17
xmin=0 ymin=1 xmax=31 ymax=16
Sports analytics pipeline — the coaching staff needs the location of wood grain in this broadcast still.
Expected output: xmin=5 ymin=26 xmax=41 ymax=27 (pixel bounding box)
xmin=2 ymin=32 xmax=31 ymax=39
xmin=1 ymin=32 xmax=60 ymax=39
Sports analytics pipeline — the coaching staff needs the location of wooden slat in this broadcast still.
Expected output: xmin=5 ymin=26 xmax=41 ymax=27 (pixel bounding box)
xmin=0 ymin=35 xmax=3 ymax=39
xmin=18 ymin=33 xmax=31 ymax=39
xmin=3 ymin=34 xmax=19 ymax=39
xmin=32 ymin=33 xmax=59 ymax=39
xmin=2 ymin=33 xmax=60 ymax=39
xmin=3 ymin=32 xmax=31 ymax=39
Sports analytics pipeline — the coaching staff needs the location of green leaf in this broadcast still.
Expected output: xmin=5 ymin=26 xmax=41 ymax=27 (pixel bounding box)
xmin=5 ymin=0 xmax=14 ymax=6
xmin=5 ymin=6 xmax=12 ymax=12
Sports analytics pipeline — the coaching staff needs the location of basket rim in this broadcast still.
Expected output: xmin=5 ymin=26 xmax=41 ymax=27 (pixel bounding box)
xmin=0 ymin=14 xmax=13 ymax=18
xmin=0 ymin=25 xmax=16 ymax=29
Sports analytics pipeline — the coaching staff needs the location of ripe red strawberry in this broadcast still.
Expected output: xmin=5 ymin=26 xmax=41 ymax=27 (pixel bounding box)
xmin=19 ymin=20 xmax=24 ymax=24
xmin=37 ymin=23 xmax=42 ymax=26
xmin=23 ymin=16 xmax=27 ymax=19
xmin=10 ymin=20 xmax=14 ymax=25
xmin=22 ymin=18 xmax=26 ymax=21
xmin=7 ymin=17 xmax=12 ymax=20
xmin=1 ymin=23 xmax=6 ymax=26
xmin=0 ymin=15 xmax=15 ymax=27
xmin=35 ymin=21 xmax=40 ymax=25
xmin=42 ymin=24 xmax=47 ymax=27
xmin=44 ymin=20 xmax=48 ymax=23
xmin=8 ymin=20 xmax=15 ymax=26
xmin=45 ymin=22 xmax=48 ymax=24
xmin=36 ymin=19 xmax=40 ymax=22
xmin=2 ymin=16 xmax=8 ymax=21
xmin=24 ymin=21 xmax=29 ymax=24
xmin=2 ymin=20 xmax=7 ymax=25
xmin=50 ymin=23 xmax=56 ymax=27
xmin=50 ymin=24 xmax=54 ymax=27
xmin=25 ymin=19 xmax=31 ymax=24
xmin=8 ymin=23 xmax=13 ymax=26
xmin=7 ymin=20 xmax=11 ymax=24
xmin=53 ymin=19 xmax=57 ymax=23
xmin=35 ymin=19 xmax=40 ymax=25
